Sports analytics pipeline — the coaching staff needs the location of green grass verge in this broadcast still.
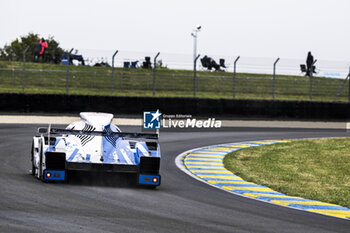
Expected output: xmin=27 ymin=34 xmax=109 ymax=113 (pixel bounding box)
xmin=223 ymin=138 xmax=350 ymax=208
xmin=0 ymin=61 xmax=348 ymax=102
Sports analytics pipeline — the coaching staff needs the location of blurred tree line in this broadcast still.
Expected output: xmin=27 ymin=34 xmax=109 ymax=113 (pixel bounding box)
xmin=0 ymin=33 xmax=66 ymax=63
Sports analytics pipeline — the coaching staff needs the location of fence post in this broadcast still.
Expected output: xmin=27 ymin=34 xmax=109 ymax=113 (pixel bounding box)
xmin=22 ymin=46 xmax=29 ymax=91
xmin=147 ymin=75 xmax=150 ymax=90
xmin=12 ymin=68 xmax=15 ymax=85
xmin=272 ymin=57 xmax=280 ymax=100
xmin=221 ymin=76 xmax=224 ymax=92
xmin=309 ymin=59 xmax=317 ymax=101
xmin=233 ymin=56 xmax=240 ymax=99
xmin=111 ymin=50 xmax=118 ymax=94
xmin=40 ymin=70 xmax=42 ymax=84
xmin=193 ymin=54 xmax=200 ymax=97
xmin=94 ymin=72 xmax=97 ymax=88
xmin=120 ymin=73 xmax=123 ymax=89
xmin=333 ymin=71 xmax=350 ymax=102
xmin=66 ymin=48 xmax=74 ymax=94
xmin=153 ymin=52 xmax=160 ymax=96
xmin=245 ymin=78 xmax=249 ymax=92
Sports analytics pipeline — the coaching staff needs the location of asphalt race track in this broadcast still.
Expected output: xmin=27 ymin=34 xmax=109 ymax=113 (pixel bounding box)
xmin=1 ymin=124 xmax=350 ymax=233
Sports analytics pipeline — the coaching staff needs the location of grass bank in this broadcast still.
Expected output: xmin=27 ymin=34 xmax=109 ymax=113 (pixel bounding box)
xmin=0 ymin=61 xmax=347 ymax=102
xmin=223 ymin=138 xmax=350 ymax=208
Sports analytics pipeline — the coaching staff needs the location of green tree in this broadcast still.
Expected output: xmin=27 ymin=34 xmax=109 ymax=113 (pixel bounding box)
xmin=0 ymin=33 xmax=66 ymax=62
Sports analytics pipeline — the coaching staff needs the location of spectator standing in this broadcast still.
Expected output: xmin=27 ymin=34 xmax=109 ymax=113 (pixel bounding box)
xmin=33 ymin=40 xmax=42 ymax=62
xmin=39 ymin=38 xmax=48 ymax=62
xmin=306 ymin=51 xmax=314 ymax=77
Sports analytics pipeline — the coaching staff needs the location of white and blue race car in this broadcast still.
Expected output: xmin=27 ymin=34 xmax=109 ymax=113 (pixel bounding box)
xmin=31 ymin=112 xmax=161 ymax=187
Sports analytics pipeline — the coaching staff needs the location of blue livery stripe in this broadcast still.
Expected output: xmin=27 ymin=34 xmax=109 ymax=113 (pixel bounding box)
xmin=67 ymin=149 xmax=79 ymax=161
xmin=102 ymin=136 xmax=116 ymax=163
xmin=45 ymin=138 xmax=61 ymax=153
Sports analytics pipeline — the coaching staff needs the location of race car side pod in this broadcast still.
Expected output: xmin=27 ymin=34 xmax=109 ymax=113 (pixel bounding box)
xmin=38 ymin=127 xmax=158 ymax=140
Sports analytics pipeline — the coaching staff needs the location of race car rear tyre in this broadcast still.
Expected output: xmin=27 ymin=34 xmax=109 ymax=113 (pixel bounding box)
xmin=38 ymin=141 xmax=44 ymax=180
xmin=31 ymin=141 xmax=35 ymax=176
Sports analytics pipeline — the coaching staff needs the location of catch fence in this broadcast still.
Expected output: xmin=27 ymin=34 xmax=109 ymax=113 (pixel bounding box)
xmin=0 ymin=67 xmax=349 ymax=102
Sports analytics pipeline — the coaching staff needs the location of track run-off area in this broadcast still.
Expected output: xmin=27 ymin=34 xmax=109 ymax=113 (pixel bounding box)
xmin=1 ymin=120 xmax=350 ymax=233
xmin=176 ymin=140 xmax=350 ymax=220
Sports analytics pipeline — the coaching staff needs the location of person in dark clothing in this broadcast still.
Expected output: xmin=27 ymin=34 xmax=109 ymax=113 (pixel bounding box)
xmin=200 ymin=55 xmax=221 ymax=71
xmin=306 ymin=51 xmax=314 ymax=76
xmin=33 ymin=40 xmax=42 ymax=62
xmin=210 ymin=57 xmax=220 ymax=71
xmin=200 ymin=56 xmax=210 ymax=69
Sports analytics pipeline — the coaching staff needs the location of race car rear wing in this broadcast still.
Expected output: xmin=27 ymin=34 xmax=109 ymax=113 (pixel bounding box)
xmin=38 ymin=127 xmax=159 ymax=140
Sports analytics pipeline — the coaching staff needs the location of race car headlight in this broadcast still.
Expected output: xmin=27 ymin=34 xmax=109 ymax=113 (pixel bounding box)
xmin=46 ymin=172 xmax=52 ymax=178
xmin=152 ymin=177 xmax=158 ymax=183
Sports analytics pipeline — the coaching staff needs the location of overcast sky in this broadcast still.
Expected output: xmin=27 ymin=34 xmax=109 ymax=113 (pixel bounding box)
xmin=1 ymin=0 xmax=349 ymax=68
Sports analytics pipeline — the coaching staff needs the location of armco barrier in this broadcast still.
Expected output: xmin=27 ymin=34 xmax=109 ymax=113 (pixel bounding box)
xmin=0 ymin=93 xmax=350 ymax=120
